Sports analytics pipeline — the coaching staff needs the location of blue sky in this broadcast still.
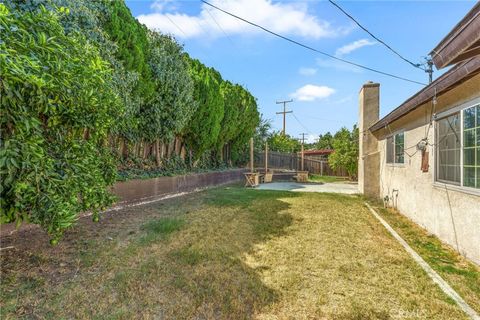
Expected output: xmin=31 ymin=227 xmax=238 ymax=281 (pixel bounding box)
xmin=125 ymin=0 xmax=475 ymax=142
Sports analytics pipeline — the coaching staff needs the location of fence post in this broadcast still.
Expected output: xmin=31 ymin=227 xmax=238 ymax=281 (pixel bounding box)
xmin=250 ymin=137 xmax=254 ymax=173
xmin=321 ymin=161 xmax=324 ymax=176
xmin=265 ymin=142 xmax=268 ymax=173
xmin=301 ymin=144 xmax=304 ymax=171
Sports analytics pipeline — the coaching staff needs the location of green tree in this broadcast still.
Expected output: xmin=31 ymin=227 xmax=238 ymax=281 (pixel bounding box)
xmin=102 ymin=1 xmax=154 ymax=101
xmin=0 ymin=4 xmax=121 ymax=239
xmin=183 ymin=58 xmax=225 ymax=161
xmin=328 ymin=126 xmax=359 ymax=179
xmin=145 ymin=32 xmax=196 ymax=165
xmin=316 ymin=132 xmax=334 ymax=150
xmin=228 ymin=88 xmax=260 ymax=164
xmin=253 ymin=116 xmax=272 ymax=151
xmin=267 ymin=132 xmax=301 ymax=153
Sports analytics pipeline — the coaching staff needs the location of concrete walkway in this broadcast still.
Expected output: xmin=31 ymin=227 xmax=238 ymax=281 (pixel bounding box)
xmin=256 ymin=182 xmax=358 ymax=194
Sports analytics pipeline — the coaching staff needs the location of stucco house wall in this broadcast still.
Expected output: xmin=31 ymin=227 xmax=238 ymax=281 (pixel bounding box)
xmin=373 ymin=73 xmax=480 ymax=265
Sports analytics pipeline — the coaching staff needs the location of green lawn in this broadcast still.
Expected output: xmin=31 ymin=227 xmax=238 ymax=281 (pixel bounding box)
xmin=1 ymin=186 xmax=478 ymax=319
xmin=308 ymin=174 xmax=348 ymax=183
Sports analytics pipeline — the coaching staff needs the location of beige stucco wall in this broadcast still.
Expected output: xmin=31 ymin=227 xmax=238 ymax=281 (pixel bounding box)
xmin=373 ymin=73 xmax=480 ymax=265
xmin=358 ymin=82 xmax=380 ymax=197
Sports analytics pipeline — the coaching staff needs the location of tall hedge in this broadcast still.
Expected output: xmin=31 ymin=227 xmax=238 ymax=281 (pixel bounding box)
xmin=1 ymin=1 xmax=261 ymax=239
xmin=0 ymin=4 xmax=120 ymax=239
xmin=183 ymin=58 xmax=225 ymax=159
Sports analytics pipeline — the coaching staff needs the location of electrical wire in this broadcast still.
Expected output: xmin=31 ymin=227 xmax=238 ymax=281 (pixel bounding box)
xmin=201 ymin=0 xmax=427 ymax=86
xmin=292 ymin=113 xmax=313 ymax=135
xmin=327 ymin=0 xmax=426 ymax=71
xmin=205 ymin=7 xmax=236 ymax=46
xmin=164 ymin=14 xmax=188 ymax=38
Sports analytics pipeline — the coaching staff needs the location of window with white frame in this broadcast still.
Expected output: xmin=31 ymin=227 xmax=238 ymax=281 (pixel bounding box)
xmin=386 ymin=132 xmax=404 ymax=164
xmin=436 ymin=103 xmax=480 ymax=189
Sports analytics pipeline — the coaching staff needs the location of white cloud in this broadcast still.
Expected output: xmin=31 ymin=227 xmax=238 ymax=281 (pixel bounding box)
xmin=299 ymin=67 xmax=317 ymax=76
xmin=290 ymin=84 xmax=335 ymax=102
xmin=316 ymin=57 xmax=362 ymax=73
xmin=151 ymin=0 xmax=177 ymax=12
xmin=137 ymin=0 xmax=347 ymax=39
xmin=306 ymin=134 xmax=318 ymax=144
xmin=335 ymin=39 xmax=377 ymax=57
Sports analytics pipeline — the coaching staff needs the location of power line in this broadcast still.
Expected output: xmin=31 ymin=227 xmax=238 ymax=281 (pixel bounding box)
xmin=201 ymin=0 xmax=427 ymax=86
xmin=205 ymin=7 xmax=235 ymax=46
xmin=164 ymin=14 xmax=188 ymax=38
xmin=292 ymin=113 xmax=312 ymax=135
xmin=327 ymin=0 xmax=425 ymax=71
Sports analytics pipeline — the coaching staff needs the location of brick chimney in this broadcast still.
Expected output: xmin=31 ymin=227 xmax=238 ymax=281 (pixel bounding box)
xmin=358 ymin=81 xmax=380 ymax=198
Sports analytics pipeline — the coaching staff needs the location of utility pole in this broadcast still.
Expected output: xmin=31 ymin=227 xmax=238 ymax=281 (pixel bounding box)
xmin=276 ymin=99 xmax=293 ymax=135
xmin=299 ymin=133 xmax=307 ymax=145
xmin=425 ymin=58 xmax=434 ymax=84
xmin=299 ymin=133 xmax=307 ymax=172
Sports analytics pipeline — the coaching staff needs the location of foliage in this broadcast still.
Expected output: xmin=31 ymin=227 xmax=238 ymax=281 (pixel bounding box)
xmin=1 ymin=0 xmax=261 ymax=240
xmin=217 ymin=81 xmax=242 ymax=150
xmin=102 ymin=1 xmax=154 ymax=102
xmin=228 ymin=88 xmax=260 ymax=163
xmin=328 ymin=125 xmax=359 ymax=179
xmin=253 ymin=116 xmax=272 ymax=151
xmin=267 ymin=132 xmax=301 ymax=153
xmin=316 ymin=132 xmax=334 ymax=150
xmin=183 ymin=58 xmax=225 ymax=158
xmin=0 ymin=4 xmax=120 ymax=238
xmin=143 ymin=32 xmax=196 ymax=143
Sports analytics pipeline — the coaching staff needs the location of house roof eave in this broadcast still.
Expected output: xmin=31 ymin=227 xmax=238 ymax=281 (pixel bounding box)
xmin=369 ymin=57 xmax=480 ymax=133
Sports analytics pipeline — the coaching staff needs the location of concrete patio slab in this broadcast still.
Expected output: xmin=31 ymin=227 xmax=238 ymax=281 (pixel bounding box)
xmin=256 ymin=182 xmax=358 ymax=194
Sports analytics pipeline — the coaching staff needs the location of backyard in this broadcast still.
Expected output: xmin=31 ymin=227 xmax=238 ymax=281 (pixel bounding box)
xmin=1 ymin=186 xmax=479 ymax=319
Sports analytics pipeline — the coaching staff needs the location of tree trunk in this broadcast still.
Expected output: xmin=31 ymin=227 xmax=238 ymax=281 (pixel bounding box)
xmin=155 ymin=139 xmax=161 ymax=167
xmin=167 ymin=138 xmax=175 ymax=158
xmin=142 ymin=140 xmax=149 ymax=159
xmin=174 ymin=136 xmax=182 ymax=156
xmin=180 ymin=144 xmax=186 ymax=161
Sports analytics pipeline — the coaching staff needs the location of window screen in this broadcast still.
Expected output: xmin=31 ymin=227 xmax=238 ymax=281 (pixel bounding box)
xmin=436 ymin=113 xmax=460 ymax=185
xmin=394 ymin=132 xmax=404 ymax=164
xmin=463 ymin=105 xmax=480 ymax=189
xmin=386 ymin=133 xmax=403 ymax=164
xmin=386 ymin=136 xmax=394 ymax=163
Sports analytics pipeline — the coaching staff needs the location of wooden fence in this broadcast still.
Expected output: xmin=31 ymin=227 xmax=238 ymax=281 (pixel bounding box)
xmin=254 ymin=151 xmax=348 ymax=177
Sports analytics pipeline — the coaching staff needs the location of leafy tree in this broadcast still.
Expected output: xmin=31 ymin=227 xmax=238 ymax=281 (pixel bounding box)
xmin=102 ymin=1 xmax=154 ymax=101
xmin=253 ymin=116 xmax=272 ymax=151
xmin=183 ymin=58 xmax=225 ymax=160
xmin=328 ymin=126 xmax=359 ymax=179
xmin=0 ymin=4 xmax=121 ymax=239
xmin=144 ymin=32 xmax=196 ymax=165
xmin=316 ymin=132 xmax=334 ymax=150
xmin=217 ymin=81 xmax=241 ymax=155
xmin=10 ymin=0 xmax=143 ymax=151
xmin=267 ymin=132 xmax=301 ymax=153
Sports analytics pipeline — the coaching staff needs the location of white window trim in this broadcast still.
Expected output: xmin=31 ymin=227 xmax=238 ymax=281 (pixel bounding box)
xmin=386 ymin=130 xmax=405 ymax=166
xmin=433 ymin=96 xmax=480 ymax=194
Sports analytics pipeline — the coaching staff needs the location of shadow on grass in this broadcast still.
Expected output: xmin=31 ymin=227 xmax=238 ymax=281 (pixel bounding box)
xmin=0 ymin=186 xmax=301 ymax=319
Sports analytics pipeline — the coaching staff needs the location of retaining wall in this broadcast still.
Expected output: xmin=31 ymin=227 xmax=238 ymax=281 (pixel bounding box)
xmin=112 ymin=169 xmax=246 ymax=204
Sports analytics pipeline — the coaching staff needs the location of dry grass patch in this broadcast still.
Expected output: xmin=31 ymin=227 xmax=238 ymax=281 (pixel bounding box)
xmin=374 ymin=205 xmax=480 ymax=314
xmin=0 ymin=186 xmax=475 ymax=319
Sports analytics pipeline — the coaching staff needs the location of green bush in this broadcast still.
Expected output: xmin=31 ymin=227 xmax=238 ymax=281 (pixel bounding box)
xmin=0 ymin=4 xmax=121 ymax=239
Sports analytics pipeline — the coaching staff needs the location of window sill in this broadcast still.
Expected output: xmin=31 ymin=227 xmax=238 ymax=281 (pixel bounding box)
xmin=386 ymin=163 xmax=406 ymax=168
xmin=432 ymin=182 xmax=480 ymax=197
